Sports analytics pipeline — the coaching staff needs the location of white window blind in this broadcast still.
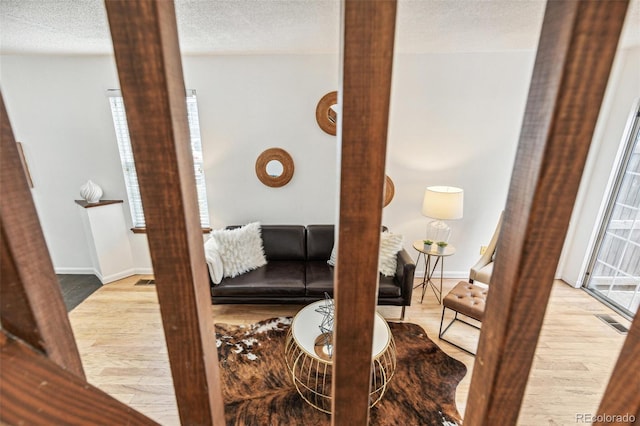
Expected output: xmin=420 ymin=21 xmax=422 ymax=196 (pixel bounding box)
xmin=108 ymin=89 xmax=210 ymax=229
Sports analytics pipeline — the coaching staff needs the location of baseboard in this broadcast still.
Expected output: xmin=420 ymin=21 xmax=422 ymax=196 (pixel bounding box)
xmin=55 ymin=267 xmax=145 ymax=285
xmin=99 ymin=269 xmax=137 ymax=284
xmin=55 ymin=267 xmax=98 ymax=275
xmin=414 ymin=270 xmax=468 ymax=280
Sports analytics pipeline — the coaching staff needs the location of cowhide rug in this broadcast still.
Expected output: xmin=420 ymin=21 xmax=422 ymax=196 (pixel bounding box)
xmin=215 ymin=317 xmax=466 ymax=426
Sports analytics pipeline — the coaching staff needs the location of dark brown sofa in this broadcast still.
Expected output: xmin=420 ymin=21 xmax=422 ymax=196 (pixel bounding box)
xmin=210 ymin=225 xmax=415 ymax=318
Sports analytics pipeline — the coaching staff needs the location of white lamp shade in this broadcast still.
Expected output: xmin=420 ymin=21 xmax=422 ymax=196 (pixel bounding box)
xmin=422 ymin=186 xmax=464 ymax=220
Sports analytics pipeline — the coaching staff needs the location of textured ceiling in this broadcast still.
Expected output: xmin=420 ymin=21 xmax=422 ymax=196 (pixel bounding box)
xmin=0 ymin=0 xmax=638 ymax=55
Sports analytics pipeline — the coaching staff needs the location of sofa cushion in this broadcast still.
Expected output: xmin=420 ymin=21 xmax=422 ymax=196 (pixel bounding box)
xmin=307 ymin=225 xmax=334 ymax=261
xmin=305 ymin=261 xmax=334 ymax=296
xmin=260 ymin=225 xmax=306 ymax=261
xmin=379 ymin=231 xmax=404 ymax=276
xmin=306 ymin=261 xmax=401 ymax=298
xmin=328 ymin=245 xmax=337 ymax=266
xmin=210 ymin=222 xmax=267 ymax=278
xmin=379 ymin=275 xmax=402 ymax=297
xmin=212 ymin=261 xmax=306 ymax=297
xmin=204 ymin=237 xmax=224 ymax=284
xmin=327 ymin=230 xmax=402 ymax=276
xmin=326 ymin=226 xmax=389 ymax=267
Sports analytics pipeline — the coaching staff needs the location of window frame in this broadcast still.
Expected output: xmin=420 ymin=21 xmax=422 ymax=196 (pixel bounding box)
xmin=108 ymin=89 xmax=211 ymax=232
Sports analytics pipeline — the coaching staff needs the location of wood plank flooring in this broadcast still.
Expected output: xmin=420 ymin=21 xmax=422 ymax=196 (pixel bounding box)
xmin=68 ymin=276 xmax=631 ymax=425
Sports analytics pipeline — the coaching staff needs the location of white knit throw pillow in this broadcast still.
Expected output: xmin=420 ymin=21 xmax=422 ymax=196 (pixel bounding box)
xmin=379 ymin=231 xmax=403 ymax=276
xmin=204 ymin=236 xmax=224 ymax=284
xmin=209 ymin=222 xmax=267 ymax=278
xmin=327 ymin=231 xmax=403 ymax=276
xmin=327 ymin=245 xmax=337 ymax=266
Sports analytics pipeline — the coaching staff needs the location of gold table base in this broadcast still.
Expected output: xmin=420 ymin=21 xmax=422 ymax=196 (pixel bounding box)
xmin=284 ymin=328 xmax=396 ymax=414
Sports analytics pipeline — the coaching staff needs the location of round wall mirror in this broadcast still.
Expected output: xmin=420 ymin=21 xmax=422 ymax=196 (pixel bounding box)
xmin=316 ymin=91 xmax=338 ymax=136
xmin=383 ymin=175 xmax=395 ymax=207
xmin=255 ymin=148 xmax=294 ymax=187
xmin=266 ymin=159 xmax=284 ymax=177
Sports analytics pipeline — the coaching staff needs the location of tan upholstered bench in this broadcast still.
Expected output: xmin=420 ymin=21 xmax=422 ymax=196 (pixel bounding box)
xmin=438 ymin=281 xmax=488 ymax=355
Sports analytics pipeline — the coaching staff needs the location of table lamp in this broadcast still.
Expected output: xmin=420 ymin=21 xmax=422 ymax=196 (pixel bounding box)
xmin=422 ymin=186 xmax=464 ymax=243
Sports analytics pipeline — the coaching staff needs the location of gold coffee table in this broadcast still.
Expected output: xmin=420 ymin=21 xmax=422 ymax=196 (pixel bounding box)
xmin=284 ymin=300 xmax=396 ymax=413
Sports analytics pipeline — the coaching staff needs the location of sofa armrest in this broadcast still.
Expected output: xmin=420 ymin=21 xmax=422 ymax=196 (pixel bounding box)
xmin=394 ymin=249 xmax=415 ymax=306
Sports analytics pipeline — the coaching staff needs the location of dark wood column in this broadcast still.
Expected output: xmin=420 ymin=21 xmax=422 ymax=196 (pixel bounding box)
xmin=105 ymin=1 xmax=225 ymax=424
xmin=0 ymin=330 xmax=156 ymax=425
xmin=595 ymin=312 xmax=639 ymax=425
xmin=464 ymin=1 xmax=629 ymax=424
xmin=332 ymin=0 xmax=397 ymax=424
xmin=0 ymin=93 xmax=85 ymax=378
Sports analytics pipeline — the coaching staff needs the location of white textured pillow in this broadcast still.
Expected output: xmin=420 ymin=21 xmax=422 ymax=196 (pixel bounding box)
xmin=209 ymin=222 xmax=267 ymax=278
xmin=379 ymin=231 xmax=404 ymax=276
xmin=204 ymin=237 xmax=224 ymax=284
xmin=327 ymin=245 xmax=337 ymax=266
xmin=327 ymin=231 xmax=403 ymax=276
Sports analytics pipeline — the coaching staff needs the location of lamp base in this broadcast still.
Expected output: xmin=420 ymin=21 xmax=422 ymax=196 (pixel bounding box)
xmin=426 ymin=220 xmax=451 ymax=243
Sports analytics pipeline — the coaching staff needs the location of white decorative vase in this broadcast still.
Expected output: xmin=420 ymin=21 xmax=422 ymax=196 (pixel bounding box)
xmin=437 ymin=245 xmax=446 ymax=254
xmin=80 ymin=180 xmax=103 ymax=204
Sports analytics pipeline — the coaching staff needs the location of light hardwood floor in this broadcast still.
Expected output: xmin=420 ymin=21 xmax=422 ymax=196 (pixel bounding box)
xmin=68 ymin=276 xmax=631 ymax=425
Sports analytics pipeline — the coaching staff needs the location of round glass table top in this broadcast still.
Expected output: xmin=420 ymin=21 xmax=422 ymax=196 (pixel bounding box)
xmin=291 ymin=300 xmax=390 ymax=361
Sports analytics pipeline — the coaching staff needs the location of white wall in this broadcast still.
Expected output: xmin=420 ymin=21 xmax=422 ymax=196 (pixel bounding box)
xmin=0 ymin=55 xmax=125 ymax=273
xmin=387 ymin=52 xmax=533 ymax=275
xmin=560 ymin=46 xmax=640 ymax=287
xmin=0 ymin=51 xmax=536 ymax=277
xmin=183 ymin=55 xmax=340 ymax=226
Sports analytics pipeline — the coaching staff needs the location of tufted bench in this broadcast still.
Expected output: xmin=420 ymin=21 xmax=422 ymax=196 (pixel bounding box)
xmin=438 ymin=281 xmax=488 ymax=355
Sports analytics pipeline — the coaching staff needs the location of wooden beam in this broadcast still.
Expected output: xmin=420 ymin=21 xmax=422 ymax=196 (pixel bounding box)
xmin=104 ymin=1 xmax=224 ymax=425
xmin=464 ymin=1 xmax=629 ymax=425
xmin=332 ymin=0 xmax=396 ymax=424
xmin=0 ymin=330 xmax=156 ymax=425
xmin=0 ymin=93 xmax=85 ymax=378
xmin=595 ymin=311 xmax=640 ymax=425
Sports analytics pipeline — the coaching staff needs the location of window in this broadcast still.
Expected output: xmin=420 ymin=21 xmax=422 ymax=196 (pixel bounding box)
xmin=108 ymin=89 xmax=210 ymax=229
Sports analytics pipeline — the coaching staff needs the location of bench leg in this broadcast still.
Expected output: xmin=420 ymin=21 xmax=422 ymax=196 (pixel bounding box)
xmin=439 ymin=308 xmax=458 ymax=338
xmin=438 ymin=308 xmax=480 ymax=356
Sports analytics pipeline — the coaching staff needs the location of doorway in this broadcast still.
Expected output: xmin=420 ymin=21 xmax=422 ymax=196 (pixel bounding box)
xmin=584 ymin=100 xmax=640 ymax=319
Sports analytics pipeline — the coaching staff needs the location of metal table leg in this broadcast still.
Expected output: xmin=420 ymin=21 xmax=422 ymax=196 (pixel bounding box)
xmin=415 ymin=254 xmax=444 ymax=304
xmin=429 ymin=255 xmax=443 ymax=304
xmin=413 ymin=252 xmax=427 ymax=293
xmin=412 ymin=241 xmax=455 ymax=305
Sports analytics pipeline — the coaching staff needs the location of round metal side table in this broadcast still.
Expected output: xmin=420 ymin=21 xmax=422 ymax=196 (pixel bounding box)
xmin=413 ymin=240 xmax=456 ymax=304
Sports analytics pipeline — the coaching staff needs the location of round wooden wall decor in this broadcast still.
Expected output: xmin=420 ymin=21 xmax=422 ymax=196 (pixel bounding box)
xmin=383 ymin=175 xmax=395 ymax=207
xmin=255 ymin=148 xmax=295 ymax=187
xmin=316 ymin=91 xmax=338 ymax=136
